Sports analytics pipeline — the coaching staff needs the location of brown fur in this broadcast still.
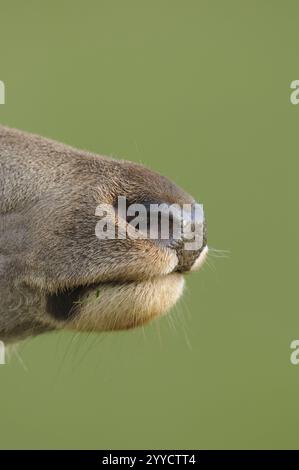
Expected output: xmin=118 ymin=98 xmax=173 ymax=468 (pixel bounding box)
xmin=0 ymin=126 xmax=207 ymax=342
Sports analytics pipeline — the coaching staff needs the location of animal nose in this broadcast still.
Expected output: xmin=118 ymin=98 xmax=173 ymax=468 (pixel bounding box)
xmin=173 ymin=231 xmax=207 ymax=272
xmin=125 ymin=200 xmax=207 ymax=272
xmin=169 ymin=204 xmax=207 ymax=273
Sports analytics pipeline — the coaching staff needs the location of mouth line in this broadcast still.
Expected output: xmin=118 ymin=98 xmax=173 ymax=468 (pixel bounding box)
xmin=46 ymin=273 xmax=180 ymax=322
xmin=46 ymin=247 xmax=208 ymax=324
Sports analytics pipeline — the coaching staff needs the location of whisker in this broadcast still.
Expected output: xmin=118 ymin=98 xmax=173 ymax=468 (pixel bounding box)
xmin=208 ymin=246 xmax=230 ymax=258
xmin=173 ymin=301 xmax=192 ymax=351
xmin=7 ymin=343 xmax=29 ymax=371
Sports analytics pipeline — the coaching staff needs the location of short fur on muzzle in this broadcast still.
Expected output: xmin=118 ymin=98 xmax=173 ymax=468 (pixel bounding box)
xmin=0 ymin=126 xmax=207 ymax=342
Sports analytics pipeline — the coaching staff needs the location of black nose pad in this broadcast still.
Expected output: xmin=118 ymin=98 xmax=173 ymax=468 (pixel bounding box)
xmin=125 ymin=200 xmax=207 ymax=272
xmin=168 ymin=205 xmax=207 ymax=273
xmin=173 ymin=238 xmax=206 ymax=273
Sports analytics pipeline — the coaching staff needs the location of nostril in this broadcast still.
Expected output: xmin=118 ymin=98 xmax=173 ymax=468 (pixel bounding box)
xmin=141 ymin=200 xmax=207 ymax=273
xmin=115 ymin=198 xmax=207 ymax=273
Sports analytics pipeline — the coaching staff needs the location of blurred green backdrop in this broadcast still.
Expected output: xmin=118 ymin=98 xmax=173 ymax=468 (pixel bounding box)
xmin=0 ymin=0 xmax=298 ymax=450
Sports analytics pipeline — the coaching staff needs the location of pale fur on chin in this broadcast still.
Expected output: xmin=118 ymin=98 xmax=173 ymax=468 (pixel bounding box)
xmin=0 ymin=125 xmax=204 ymax=341
xmin=68 ymin=274 xmax=185 ymax=332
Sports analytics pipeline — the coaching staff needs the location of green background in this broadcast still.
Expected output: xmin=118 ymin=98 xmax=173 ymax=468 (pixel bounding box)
xmin=0 ymin=0 xmax=298 ymax=449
